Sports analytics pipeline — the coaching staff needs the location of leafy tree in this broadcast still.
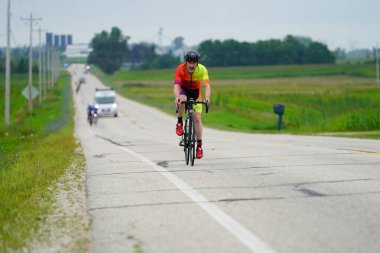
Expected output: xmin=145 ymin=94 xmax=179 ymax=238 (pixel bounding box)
xmin=15 ymin=57 xmax=28 ymax=73
xmin=154 ymin=54 xmax=180 ymax=69
xmin=293 ymin=36 xmax=313 ymax=48
xmin=130 ymin=43 xmax=179 ymax=70
xmin=198 ymin=39 xmax=223 ymax=66
xmin=129 ymin=42 xmax=152 ymax=65
xmin=139 ymin=44 xmax=158 ymax=69
xmin=198 ymin=35 xmax=335 ymax=67
xmin=88 ymin=27 xmax=129 ymax=74
xmin=304 ymin=42 xmax=335 ymax=64
xmin=0 ymin=50 xmax=4 ymax=72
xmin=334 ymin=47 xmax=346 ymax=61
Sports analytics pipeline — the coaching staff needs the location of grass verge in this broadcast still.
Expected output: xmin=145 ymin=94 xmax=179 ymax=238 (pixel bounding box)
xmin=0 ymin=71 xmax=87 ymax=252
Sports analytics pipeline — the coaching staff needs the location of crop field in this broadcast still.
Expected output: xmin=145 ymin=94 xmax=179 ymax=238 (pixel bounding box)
xmin=111 ymin=63 xmax=376 ymax=80
xmin=96 ymin=63 xmax=380 ymax=138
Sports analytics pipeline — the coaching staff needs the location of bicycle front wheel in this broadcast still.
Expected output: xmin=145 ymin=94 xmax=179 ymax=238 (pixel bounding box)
xmin=184 ymin=117 xmax=190 ymax=165
xmin=189 ymin=115 xmax=196 ymax=166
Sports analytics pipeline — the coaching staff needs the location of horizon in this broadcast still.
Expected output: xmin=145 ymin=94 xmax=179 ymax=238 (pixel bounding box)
xmin=0 ymin=0 xmax=379 ymax=51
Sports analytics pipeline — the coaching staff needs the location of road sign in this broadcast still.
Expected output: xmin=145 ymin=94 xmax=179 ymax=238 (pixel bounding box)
xmin=22 ymin=86 xmax=38 ymax=100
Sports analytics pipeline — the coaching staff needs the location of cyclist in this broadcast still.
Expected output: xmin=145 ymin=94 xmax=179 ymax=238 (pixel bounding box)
xmin=174 ymin=49 xmax=211 ymax=159
xmin=87 ymin=104 xmax=97 ymax=121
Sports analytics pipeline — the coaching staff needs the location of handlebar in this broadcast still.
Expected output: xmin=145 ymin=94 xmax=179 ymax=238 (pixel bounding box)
xmin=176 ymin=100 xmax=209 ymax=114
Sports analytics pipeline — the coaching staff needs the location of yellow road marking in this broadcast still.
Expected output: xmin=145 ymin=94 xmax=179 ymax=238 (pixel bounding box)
xmin=352 ymin=150 xmax=380 ymax=156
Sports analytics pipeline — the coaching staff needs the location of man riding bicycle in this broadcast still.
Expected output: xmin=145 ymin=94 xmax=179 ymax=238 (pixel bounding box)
xmin=174 ymin=49 xmax=211 ymax=159
xmin=87 ymin=104 xmax=98 ymax=121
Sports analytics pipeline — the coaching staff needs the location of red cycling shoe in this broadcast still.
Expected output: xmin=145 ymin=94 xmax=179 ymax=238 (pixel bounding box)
xmin=176 ymin=123 xmax=183 ymax=136
xmin=196 ymin=146 xmax=203 ymax=159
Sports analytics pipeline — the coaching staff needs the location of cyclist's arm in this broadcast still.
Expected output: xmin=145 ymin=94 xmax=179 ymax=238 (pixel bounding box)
xmin=173 ymin=66 xmax=183 ymax=104
xmin=203 ymin=82 xmax=211 ymax=104
xmin=200 ymin=65 xmax=211 ymax=103
xmin=174 ymin=84 xmax=181 ymax=104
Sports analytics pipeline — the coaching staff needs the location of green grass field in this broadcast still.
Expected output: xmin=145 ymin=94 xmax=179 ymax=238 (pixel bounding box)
xmin=0 ymin=71 xmax=79 ymax=251
xmin=94 ymin=63 xmax=380 ymax=138
xmin=110 ymin=63 xmax=377 ymax=80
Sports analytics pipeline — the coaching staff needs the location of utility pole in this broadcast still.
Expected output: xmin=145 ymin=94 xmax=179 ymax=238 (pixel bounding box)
xmin=376 ymin=43 xmax=379 ymax=87
xmin=5 ymin=0 xmax=11 ymax=125
xmin=42 ymin=42 xmax=47 ymax=99
xmin=47 ymin=47 xmax=51 ymax=89
xmin=50 ymin=48 xmax=54 ymax=88
xmin=52 ymin=49 xmax=60 ymax=86
xmin=36 ymin=26 xmax=48 ymax=103
xmin=21 ymin=13 xmax=42 ymax=113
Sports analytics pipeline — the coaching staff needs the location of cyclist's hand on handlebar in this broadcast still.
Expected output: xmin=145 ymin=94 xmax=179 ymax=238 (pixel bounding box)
xmin=205 ymin=96 xmax=211 ymax=105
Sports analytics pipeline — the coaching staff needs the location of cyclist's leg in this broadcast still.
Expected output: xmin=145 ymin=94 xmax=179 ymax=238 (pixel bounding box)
xmin=187 ymin=88 xmax=202 ymax=141
xmin=176 ymin=89 xmax=187 ymax=136
xmin=193 ymin=99 xmax=204 ymax=158
xmin=194 ymin=111 xmax=203 ymax=141
xmin=194 ymin=111 xmax=204 ymax=159
xmin=177 ymin=87 xmax=189 ymax=118
xmin=177 ymin=94 xmax=187 ymax=118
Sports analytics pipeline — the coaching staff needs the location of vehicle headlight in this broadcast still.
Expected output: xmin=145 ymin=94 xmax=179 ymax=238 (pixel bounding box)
xmin=112 ymin=103 xmax=117 ymax=108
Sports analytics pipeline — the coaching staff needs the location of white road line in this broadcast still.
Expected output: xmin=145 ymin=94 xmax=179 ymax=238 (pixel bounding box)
xmin=119 ymin=146 xmax=278 ymax=253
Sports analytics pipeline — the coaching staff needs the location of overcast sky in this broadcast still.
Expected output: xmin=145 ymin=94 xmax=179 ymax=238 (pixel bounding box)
xmin=1 ymin=0 xmax=379 ymax=50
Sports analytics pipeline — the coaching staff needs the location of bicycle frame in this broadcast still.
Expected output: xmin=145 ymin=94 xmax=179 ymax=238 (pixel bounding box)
xmin=176 ymin=99 xmax=209 ymax=166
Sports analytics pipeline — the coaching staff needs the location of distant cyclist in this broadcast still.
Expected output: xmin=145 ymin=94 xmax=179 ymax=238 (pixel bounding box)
xmin=174 ymin=49 xmax=211 ymax=159
xmin=87 ymin=104 xmax=97 ymax=121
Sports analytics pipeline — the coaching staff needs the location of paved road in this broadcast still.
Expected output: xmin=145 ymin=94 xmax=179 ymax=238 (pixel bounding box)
xmin=69 ymin=65 xmax=380 ymax=253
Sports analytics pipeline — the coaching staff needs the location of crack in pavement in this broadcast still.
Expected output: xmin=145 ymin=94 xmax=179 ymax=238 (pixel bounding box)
xmin=89 ymin=190 xmax=380 ymax=211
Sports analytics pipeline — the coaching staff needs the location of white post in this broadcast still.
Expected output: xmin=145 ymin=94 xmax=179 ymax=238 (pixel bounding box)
xmin=5 ymin=0 xmax=11 ymax=125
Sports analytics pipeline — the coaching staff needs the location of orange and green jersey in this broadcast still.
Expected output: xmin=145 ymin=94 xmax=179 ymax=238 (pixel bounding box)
xmin=174 ymin=63 xmax=210 ymax=91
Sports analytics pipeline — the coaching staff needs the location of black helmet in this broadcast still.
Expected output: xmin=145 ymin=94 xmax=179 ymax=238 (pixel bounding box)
xmin=184 ymin=49 xmax=200 ymax=62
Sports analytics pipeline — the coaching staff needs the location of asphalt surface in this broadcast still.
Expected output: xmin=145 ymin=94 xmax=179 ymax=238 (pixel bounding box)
xmin=69 ymin=65 xmax=380 ymax=253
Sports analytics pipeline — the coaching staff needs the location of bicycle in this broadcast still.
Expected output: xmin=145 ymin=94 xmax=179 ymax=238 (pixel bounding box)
xmin=176 ymin=99 xmax=209 ymax=166
xmin=88 ymin=109 xmax=98 ymax=126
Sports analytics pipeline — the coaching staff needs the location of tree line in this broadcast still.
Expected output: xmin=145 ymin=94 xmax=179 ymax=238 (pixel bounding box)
xmin=87 ymin=27 xmax=336 ymax=74
xmin=198 ymin=35 xmax=335 ymax=67
xmin=0 ymin=48 xmax=39 ymax=74
xmin=87 ymin=27 xmax=179 ymax=74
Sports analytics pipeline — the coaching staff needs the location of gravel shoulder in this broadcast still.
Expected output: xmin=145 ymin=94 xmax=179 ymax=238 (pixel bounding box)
xmin=24 ymin=147 xmax=91 ymax=253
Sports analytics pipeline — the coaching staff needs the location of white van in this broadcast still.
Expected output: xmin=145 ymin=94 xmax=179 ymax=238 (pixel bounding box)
xmin=94 ymin=88 xmax=118 ymax=117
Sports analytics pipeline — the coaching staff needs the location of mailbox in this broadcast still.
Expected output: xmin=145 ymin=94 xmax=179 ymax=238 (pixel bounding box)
xmin=273 ymin=103 xmax=285 ymax=115
xmin=273 ymin=103 xmax=285 ymax=130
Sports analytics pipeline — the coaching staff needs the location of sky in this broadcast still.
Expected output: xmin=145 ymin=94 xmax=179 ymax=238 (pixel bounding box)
xmin=0 ymin=0 xmax=379 ymax=50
